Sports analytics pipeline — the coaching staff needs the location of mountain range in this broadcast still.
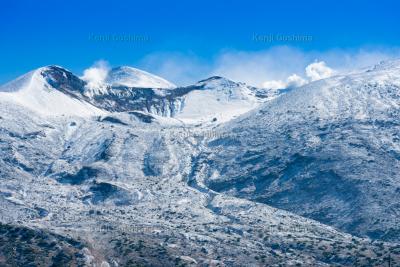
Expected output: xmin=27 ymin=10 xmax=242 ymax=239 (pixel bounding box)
xmin=1 ymin=61 xmax=400 ymax=266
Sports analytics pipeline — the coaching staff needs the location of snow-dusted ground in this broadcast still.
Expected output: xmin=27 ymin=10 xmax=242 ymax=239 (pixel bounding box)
xmin=1 ymin=62 xmax=400 ymax=266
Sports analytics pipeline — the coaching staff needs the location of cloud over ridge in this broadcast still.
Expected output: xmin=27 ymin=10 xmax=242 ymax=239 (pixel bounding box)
xmin=85 ymin=46 xmax=400 ymax=89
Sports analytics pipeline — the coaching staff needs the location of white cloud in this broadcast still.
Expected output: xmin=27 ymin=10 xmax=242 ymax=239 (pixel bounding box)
xmin=286 ymin=74 xmax=308 ymax=87
xmin=211 ymin=46 xmax=309 ymax=86
xmin=81 ymin=60 xmax=110 ymax=89
xmin=261 ymin=79 xmax=287 ymax=90
xmin=305 ymin=61 xmax=335 ymax=81
xmin=139 ymin=46 xmax=310 ymax=87
xmin=262 ymin=74 xmax=308 ymax=90
xmin=137 ymin=46 xmax=400 ymax=87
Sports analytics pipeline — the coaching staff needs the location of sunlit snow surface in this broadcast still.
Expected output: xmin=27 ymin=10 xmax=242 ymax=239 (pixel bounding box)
xmin=105 ymin=66 xmax=177 ymax=89
xmin=0 ymin=67 xmax=105 ymax=117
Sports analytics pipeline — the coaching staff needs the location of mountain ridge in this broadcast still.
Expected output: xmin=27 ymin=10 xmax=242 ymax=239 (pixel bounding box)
xmin=0 ymin=65 xmax=275 ymax=122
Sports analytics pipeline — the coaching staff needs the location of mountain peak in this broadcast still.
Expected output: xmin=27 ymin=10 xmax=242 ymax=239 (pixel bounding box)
xmin=41 ymin=65 xmax=68 ymax=71
xmin=0 ymin=65 xmax=104 ymax=117
xmin=196 ymin=76 xmax=240 ymax=89
xmin=198 ymin=75 xmax=226 ymax=81
xmin=105 ymin=66 xmax=176 ymax=89
xmin=198 ymin=76 xmax=234 ymax=83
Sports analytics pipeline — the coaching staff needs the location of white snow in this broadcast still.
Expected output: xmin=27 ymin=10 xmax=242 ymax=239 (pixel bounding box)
xmin=105 ymin=66 xmax=176 ymax=89
xmin=175 ymin=89 xmax=259 ymax=123
xmin=0 ymin=67 xmax=105 ymax=117
xmin=175 ymin=77 xmax=270 ymax=123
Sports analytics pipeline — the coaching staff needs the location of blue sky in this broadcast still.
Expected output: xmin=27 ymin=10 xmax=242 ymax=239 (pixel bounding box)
xmin=1 ymin=0 xmax=400 ymax=85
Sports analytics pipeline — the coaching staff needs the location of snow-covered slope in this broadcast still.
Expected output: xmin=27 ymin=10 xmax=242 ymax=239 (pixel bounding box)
xmin=105 ymin=66 xmax=176 ymax=89
xmin=194 ymin=59 xmax=400 ymax=242
xmin=0 ymin=103 xmax=398 ymax=266
xmin=174 ymin=76 xmax=277 ymax=123
xmin=0 ymin=66 xmax=105 ymax=117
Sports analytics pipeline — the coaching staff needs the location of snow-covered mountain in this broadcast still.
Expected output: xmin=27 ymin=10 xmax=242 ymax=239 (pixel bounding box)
xmin=1 ymin=60 xmax=400 ymax=266
xmin=105 ymin=66 xmax=177 ymax=89
xmin=0 ymin=66 xmax=275 ymax=122
xmin=0 ymin=66 xmax=104 ymax=117
xmin=83 ymin=70 xmax=277 ymax=122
